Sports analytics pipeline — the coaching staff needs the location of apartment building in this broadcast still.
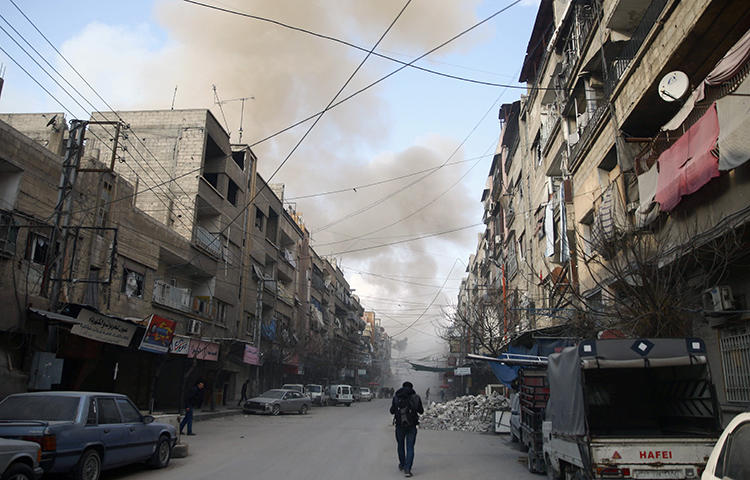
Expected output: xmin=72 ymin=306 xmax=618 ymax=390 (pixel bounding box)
xmin=462 ymin=0 xmax=750 ymax=418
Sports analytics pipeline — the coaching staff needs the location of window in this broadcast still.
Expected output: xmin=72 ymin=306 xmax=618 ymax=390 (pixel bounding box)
xmin=518 ymin=233 xmax=526 ymax=262
xmin=724 ymin=422 xmax=750 ymax=479
xmin=227 ymin=180 xmax=239 ymax=206
xmin=216 ymin=300 xmax=228 ymax=324
xmin=84 ymin=267 xmax=100 ymax=307
xmin=720 ymin=331 xmax=750 ymax=402
xmin=203 ymin=172 xmax=219 ymax=190
xmin=115 ymin=398 xmax=142 ymax=423
xmin=231 ymin=151 xmax=245 ymax=170
xmin=86 ymin=398 xmax=97 ymax=425
xmin=96 ymin=398 xmax=121 ymax=424
xmin=122 ymin=267 xmax=144 ymax=298
xmin=25 ymin=232 xmax=50 ymax=264
xmin=579 ymin=210 xmax=594 ymax=259
xmin=255 ymin=207 xmax=265 ymax=231
xmin=0 ymin=212 xmax=18 ymax=256
xmin=95 ymin=180 xmax=113 ymax=228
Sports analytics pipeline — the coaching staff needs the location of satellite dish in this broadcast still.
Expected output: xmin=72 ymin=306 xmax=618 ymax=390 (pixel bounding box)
xmin=658 ymin=71 xmax=689 ymax=102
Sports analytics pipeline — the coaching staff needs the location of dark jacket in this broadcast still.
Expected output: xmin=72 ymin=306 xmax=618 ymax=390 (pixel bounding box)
xmin=240 ymin=381 xmax=249 ymax=397
xmin=389 ymin=387 xmax=424 ymax=426
xmin=185 ymin=385 xmax=204 ymax=409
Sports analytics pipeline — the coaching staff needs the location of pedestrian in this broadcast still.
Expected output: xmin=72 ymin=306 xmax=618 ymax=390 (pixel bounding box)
xmin=237 ymin=378 xmax=249 ymax=406
xmin=179 ymin=380 xmax=205 ymax=436
xmin=390 ymin=381 xmax=424 ymax=477
xmin=440 ymin=389 xmax=445 ymax=402
xmin=425 ymin=388 xmax=430 ymax=403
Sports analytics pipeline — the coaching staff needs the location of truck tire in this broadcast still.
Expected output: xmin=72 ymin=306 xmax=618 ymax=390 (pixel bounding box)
xmin=545 ymin=455 xmax=561 ymax=480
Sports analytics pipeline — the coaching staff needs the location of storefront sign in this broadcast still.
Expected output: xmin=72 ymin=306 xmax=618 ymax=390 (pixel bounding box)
xmin=243 ymin=345 xmax=261 ymax=365
xmin=170 ymin=335 xmax=190 ymax=355
xmin=454 ymin=367 xmax=471 ymax=376
xmin=357 ymin=369 xmax=367 ymax=376
xmin=188 ymin=338 xmax=220 ymax=361
xmin=71 ymin=309 xmax=137 ymax=347
xmin=139 ymin=315 xmax=176 ymax=354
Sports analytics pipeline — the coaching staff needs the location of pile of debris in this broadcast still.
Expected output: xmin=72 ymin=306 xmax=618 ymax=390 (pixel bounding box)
xmin=419 ymin=393 xmax=509 ymax=432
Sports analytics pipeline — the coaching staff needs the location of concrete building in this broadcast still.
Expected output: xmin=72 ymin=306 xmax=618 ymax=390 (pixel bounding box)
xmin=460 ymin=0 xmax=750 ymax=419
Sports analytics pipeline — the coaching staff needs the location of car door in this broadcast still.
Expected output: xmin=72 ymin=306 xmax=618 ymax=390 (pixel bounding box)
xmin=281 ymin=392 xmax=293 ymax=412
xmin=95 ymin=397 xmax=129 ymax=467
xmin=115 ymin=397 xmax=153 ymax=461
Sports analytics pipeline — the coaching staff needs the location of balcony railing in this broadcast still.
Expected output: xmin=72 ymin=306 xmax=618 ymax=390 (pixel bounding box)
xmin=194 ymin=225 xmax=222 ymax=258
xmin=570 ymin=103 xmax=608 ymax=169
xmin=604 ymin=0 xmax=668 ymax=96
xmin=559 ymin=2 xmax=601 ymax=90
xmin=153 ymin=280 xmax=192 ymax=312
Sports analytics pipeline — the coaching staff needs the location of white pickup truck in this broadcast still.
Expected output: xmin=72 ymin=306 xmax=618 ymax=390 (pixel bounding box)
xmin=543 ymin=338 xmax=720 ymax=480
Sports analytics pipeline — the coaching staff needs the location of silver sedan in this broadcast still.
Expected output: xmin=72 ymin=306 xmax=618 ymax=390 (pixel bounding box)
xmin=243 ymin=389 xmax=310 ymax=416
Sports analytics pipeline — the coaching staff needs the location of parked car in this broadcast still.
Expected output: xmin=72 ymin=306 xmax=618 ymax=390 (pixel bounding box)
xmin=327 ymin=385 xmax=353 ymax=406
xmin=351 ymin=386 xmax=362 ymax=402
xmin=702 ymin=412 xmax=750 ymax=480
xmin=280 ymin=384 xmax=305 ymax=396
xmin=359 ymin=387 xmax=373 ymax=402
xmin=0 ymin=392 xmax=176 ymax=480
xmin=304 ymin=384 xmax=329 ymax=406
xmin=0 ymin=438 xmax=44 ymax=480
xmin=243 ymin=389 xmax=310 ymax=415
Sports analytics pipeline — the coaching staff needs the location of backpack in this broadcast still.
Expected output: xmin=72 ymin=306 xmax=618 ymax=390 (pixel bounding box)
xmin=396 ymin=394 xmax=416 ymax=427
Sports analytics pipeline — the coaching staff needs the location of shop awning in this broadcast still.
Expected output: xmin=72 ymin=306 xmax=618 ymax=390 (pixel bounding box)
xmin=408 ymin=362 xmax=453 ymax=372
xmin=655 ymin=103 xmax=720 ymax=212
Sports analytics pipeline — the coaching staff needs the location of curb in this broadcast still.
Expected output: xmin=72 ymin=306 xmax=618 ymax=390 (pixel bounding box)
xmin=193 ymin=408 xmax=244 ymax=422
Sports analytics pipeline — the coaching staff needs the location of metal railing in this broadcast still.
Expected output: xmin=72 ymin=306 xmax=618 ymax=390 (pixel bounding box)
xmin=720 ymin=332 xmax=750 ymax=403
xmin=559 ymin=2 xmax=601 ymax=89
xmin=152 ymin=280 xmax=192 ymax=312
xmin=194 ymin=225 xmax=222 ymax=258
xmin=570 ymin=103 xmax=608 ymax=168
xmin=604 ymin=0 xmax=668 ymax=96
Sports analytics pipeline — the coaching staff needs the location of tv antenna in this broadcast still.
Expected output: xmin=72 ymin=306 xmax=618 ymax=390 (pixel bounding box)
xmin=213 ymin=86 xmax=255 ymax=142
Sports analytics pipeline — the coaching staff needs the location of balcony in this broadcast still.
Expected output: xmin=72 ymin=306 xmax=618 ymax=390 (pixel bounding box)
xmin=153 ymin=280 xmax=192 ymax=312
xmin=604 ymin=0 xmax=668 ymax=96
xmin=558 ymin=2 xmax=602 ymax=90
xmin=194 ymin=225 xmax=222 ymax=258
xmin=569 ymin=103 xmax=609 ymax=171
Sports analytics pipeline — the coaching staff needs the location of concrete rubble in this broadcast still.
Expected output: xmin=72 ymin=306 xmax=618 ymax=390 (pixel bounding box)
xmin=420 ymin=393 xmax=509 ymax=433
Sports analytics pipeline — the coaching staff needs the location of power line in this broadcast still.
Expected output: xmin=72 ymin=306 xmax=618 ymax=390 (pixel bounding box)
xmin=182 ymin=0 xmax=545 ymax=91
xmin=246 ymin=0 xmax=525 ymax=148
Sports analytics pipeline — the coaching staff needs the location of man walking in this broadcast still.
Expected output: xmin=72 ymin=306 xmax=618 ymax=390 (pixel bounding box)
xmin=179 ymin=380 xmax=205 ymax=436
xmin=390 ymin=381 xmax=424 ymax=477
xmin=237 ymin=378 xmax=249 ymax=406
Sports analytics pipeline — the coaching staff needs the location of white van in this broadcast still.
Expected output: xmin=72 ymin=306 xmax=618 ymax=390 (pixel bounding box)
xmin=327 ymin=384 xmax=353 ymax=406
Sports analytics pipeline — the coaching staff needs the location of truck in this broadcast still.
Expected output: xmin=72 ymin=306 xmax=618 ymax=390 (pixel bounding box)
xmin=542 ymin=338 xmax=721 ymax=480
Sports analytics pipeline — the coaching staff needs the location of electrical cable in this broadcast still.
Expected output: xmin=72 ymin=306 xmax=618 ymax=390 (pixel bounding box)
xmin=182 ymin=0 xmax=548 ymax=91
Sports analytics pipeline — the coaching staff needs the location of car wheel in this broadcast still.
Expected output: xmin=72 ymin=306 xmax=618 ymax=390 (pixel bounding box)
xmin=74 ymin=449 xmax=101 ymax=480
xmin=148 ymin=435 xmax=172 ymax=469
xmin=1 ymin=462 xmax=34 ymax=480
xmin=299 ymin=404 xmax=309 ymax=415
xmin=271 ymin=404 xmax=281 ymax=416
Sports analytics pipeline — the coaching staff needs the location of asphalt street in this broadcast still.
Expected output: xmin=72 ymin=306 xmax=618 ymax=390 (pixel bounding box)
xmin=103 ymin=399 xmax=538 ymax=480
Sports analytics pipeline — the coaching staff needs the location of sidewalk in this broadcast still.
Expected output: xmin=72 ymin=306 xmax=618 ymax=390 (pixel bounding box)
xmin=193 ymin=405 xmax=243 ymax=422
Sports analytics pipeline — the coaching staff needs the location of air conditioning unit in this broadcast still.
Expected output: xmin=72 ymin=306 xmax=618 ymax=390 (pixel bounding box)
xmin=187 ymin=319 xmax=202 ymax=335
xmin=702 ymin=286 xmax=734 ymax=313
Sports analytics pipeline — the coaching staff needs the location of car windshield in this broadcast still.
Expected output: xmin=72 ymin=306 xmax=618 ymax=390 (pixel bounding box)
xmin=282 ymin=385 xmax=301 ymax=391
xmin=362 ymin=389 xmax=369 ymax=393
xmin=260 ymin=390 xmax=285 ymax=399
xmin=306 ymin=386 xmax=321 ymax=393
xmin=0 ymin=395 xmax=80 ymax=421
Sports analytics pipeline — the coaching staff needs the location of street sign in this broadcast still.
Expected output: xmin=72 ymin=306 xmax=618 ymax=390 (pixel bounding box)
xmin=454 ymin=367 xmax=471 ymax=376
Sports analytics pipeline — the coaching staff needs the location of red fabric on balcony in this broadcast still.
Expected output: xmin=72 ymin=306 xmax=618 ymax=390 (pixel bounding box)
xmin=655 ymin=103 xmax=720 ymax=212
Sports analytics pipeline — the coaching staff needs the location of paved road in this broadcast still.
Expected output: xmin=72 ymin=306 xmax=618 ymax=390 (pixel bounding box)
xmin=104 ymin=399 xmax=538 ymax=480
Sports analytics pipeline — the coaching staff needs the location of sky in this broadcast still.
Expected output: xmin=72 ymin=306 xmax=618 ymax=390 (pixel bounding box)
xmin=0 ymin=0 xmax=539 ymax=380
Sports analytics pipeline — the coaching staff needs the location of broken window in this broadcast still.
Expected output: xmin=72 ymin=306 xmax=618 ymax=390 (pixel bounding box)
xmin=202 ymin=172 xmax=219 ymax=190
xmin=121 ymin=267 xmax=144 ymax=298
xmin=254 ymin=207 xmax=265 ymax=231
xmin=0 ymin=212 xmax=19 ymax=256
xmin=25 ymin=232 xmax=50 ymax=265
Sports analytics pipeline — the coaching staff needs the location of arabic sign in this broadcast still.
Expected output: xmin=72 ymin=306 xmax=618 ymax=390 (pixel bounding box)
xmin=170 ymin=335 xmax=190 ymax=355
xmin=454 ymin=367 xmax=471 ymax=376
xmin=71 ymin=308 xmax=137 ymax=347
xmin=243 ymin=345 xmax=261 ymax=365
xmin=139 ymin=315 xmax=177 ymax=354
xmin=188 ymin=338 xmax=220 ymax=361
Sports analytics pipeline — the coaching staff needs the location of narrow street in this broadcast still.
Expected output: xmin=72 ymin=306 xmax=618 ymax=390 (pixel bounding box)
xmin=105 ymin=400 xmax=536 ymax=480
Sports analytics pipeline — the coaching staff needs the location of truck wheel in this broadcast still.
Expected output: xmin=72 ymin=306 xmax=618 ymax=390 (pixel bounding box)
xmin=545 ymin=456 xmax=561 ymax=480
xmin=1 ymin=462 xmax=34 ymax=480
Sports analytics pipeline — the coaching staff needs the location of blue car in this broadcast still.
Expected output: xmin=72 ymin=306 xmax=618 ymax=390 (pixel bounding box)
xmin=0 ymin=392 xmax=177 ymax=480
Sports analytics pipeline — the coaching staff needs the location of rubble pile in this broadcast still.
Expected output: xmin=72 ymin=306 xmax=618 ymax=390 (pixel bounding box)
xmin=419 ymin=393 xmax=509 ymax=432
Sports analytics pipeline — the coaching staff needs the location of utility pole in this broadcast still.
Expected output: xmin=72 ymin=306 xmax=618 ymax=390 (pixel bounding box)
xmin=44 ymin=120 xmax=86 ymax=311
xmin=255 ymin=276 xmax=263 ymax=394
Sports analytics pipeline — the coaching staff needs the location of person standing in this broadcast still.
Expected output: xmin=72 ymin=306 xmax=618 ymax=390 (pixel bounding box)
xmin=390 ymin=381 xmax=424 ymax=477
xmin=440 ymin=389 xmax=445 ymax=402
xmin=425 ymin=388 xmax=430 ymax=403
xmin=237 ymin=378 xmax=249 ymax=406
xmin=179 ymin=380 xmax=205 ymax=436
